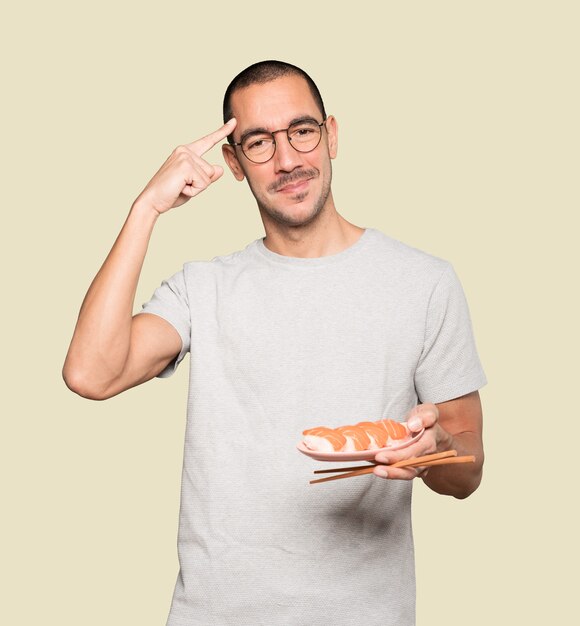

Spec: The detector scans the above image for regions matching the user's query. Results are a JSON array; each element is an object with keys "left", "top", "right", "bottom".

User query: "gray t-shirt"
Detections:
[{"left": 138, "top": 227, "right": 486, "bottom": 626}]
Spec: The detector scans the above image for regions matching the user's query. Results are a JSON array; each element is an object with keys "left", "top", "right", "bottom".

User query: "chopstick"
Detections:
[
  {"left": 313, "top": 450, "right": 457, "bottom": 474},
  {"left": 309, "top": 450, "right": 475, "bottom": 484}
]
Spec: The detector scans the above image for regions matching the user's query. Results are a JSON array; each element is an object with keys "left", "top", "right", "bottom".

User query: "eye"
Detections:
[
  {"left": 248, "top": 139, "right": 265, "bottom": 150},
  {"left": 292, "top": 126, "right": 315, "bottom": 137},
  {"left": 243, "top": 134, "right": 273, "bottom": 153},
  {"left": 289, "top": 122, "right": 320, "bottom": 143}
]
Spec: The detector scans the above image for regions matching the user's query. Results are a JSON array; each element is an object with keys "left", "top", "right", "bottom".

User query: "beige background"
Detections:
[{"left": 2, "top": 1, "right": 578, "bottom": 624}]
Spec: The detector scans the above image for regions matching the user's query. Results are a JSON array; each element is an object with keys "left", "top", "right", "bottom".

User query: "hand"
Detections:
[
  {"left": 372, "top": 403, "right": 453, "bottom": 481},
  {"left": 133, "top": 118, "right": 237, "bottom": 216}
]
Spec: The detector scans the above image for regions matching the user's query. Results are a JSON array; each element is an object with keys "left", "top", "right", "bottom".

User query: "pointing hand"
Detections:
[{"left": 134, "top": 118, "right": 237, "bottom": 216}]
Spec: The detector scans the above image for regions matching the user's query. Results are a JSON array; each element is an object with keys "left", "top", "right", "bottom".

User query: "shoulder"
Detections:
[
  {"left": 180, "top": 237, "right": 260, "bottom": 279},
  {"left": 365, "top": 227, "right": 451, "bottom": 284}
]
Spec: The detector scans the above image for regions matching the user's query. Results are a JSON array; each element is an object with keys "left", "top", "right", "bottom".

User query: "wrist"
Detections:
[{"left": 130, "top": 198, "right": 162, "bottom": 225}]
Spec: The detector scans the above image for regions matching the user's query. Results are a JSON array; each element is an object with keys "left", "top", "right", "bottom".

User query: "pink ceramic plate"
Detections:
[{"left": 296, "top": 429, "right": 425, "bottom": 462}]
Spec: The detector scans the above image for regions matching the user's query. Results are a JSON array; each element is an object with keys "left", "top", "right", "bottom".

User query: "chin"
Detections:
[
  {"left": 265, "top": 202, "right": 322, "bottom": 227},
  {"left": 275, "top": 188, "right": 328, "bottom": 220}
]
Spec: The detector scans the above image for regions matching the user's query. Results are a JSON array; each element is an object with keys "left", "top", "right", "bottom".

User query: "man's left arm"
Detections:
[{"left": 373, "top": 390, "right": 484, "bottom": 499}]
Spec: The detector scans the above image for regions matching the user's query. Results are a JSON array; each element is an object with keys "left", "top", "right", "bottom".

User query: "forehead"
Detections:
[{"left": 230, "top": 75, "right": 321, "bottom": 132}]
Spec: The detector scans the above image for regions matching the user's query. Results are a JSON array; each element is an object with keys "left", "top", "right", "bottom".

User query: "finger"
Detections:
[
  {"left": 179, "top": 166, "right": 213, "bottom": 199},
  {"left": 180, "top": 164, "right": 224, "bottom": 199},
  {"left": 208, "top": 164, "right": 224, "bottom": 181},
  {"left": 374, "top": 451, "right": 391, "bottom": 465},
  {"left": 406, "top": 403, "right": 438, "bottom": 432},
  {"left": 188, "top": 164, "right": 213, "bottom": 189},
  {"left": 372, "top": 465, "right": 418, "bottom": 481},
  {"left": 189, "top": 118, "right": 237, "bottom": 156},
  {"left": 411, "top": 465, "right": 429, "bottom": 477},
  {"left": 190, "top": 151, "right": 223, "bottom": 180},
  {"left": 189, "top": 152, "right": 223, "bottom": 181},
  {"left": 374, "top": 439, "right": 437, "bottom": 465},
  {"left": 374, "top": 450, "right": 417, "bottom": 465}
]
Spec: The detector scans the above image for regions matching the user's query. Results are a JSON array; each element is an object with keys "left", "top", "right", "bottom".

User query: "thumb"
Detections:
[
  {"left": 209, "top": 164, "right": 224, "bottom": 181},
  {"left": 406, "top": 403, "right": 438, "bottom": 432},
  {"left": 179, "top": 164, "right": 224, "bottom": 199}
]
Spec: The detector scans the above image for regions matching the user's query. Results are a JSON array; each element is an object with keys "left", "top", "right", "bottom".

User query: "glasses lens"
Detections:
[
  {"left": 288, "top": 121, "right": 322, "bottom": 152},
  {"left": 241, "top": 133, "right": 275, "bottom": 163}
]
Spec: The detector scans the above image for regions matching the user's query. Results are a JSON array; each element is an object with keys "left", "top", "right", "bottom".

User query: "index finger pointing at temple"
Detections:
[{"left": 189, "top": 118, "right": 237, "bottom": 155}]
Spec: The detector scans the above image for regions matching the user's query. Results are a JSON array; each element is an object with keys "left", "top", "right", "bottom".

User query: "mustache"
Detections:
[{"left": 268, "top": 168, "right": 319, "bottom": 193}]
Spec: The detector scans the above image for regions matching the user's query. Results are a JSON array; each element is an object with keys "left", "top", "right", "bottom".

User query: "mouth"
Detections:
[{"left": 276, "top": 177, "right": 312, "bottom": 194}]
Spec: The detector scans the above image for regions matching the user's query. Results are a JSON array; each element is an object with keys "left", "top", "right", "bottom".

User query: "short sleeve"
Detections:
[
  {"left": 136, "top": 269, "right": 191, "bottom": 378},
  {"left": 414, "top": 263, "right": 487, "bottom": 403}
]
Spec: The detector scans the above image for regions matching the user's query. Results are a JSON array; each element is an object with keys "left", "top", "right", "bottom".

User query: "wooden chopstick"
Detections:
[
  {"left": 313, "top": 450, "right": 457, "bottom": 474},
  {"left": 411, "top": 455, "right": 475, "bottom": 468},
  {"left": 313, "top": 462, "right": 378, "bottom": 474},
  {"left": 309, "top": 451, "right": 475, "bottom": 485},
  {"left": 392, "top": 450, "right": 459, "bottom": 468}
]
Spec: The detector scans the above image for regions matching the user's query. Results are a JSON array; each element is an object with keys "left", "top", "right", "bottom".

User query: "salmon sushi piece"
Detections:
[
  {"left": 303, "top": 427, "right": 347, "bottom": 452},
  {"left": 303, "top": 425, "right": 338, "bottom": 435},
  {"left": 356, "top": 421, "right": 389, "bottom": 448},
  {"left": 335, "top": 425, "right": 371, "bottom": 451},
  {"left": 376, "top": 419, "right": 409, "bottom": 441}
]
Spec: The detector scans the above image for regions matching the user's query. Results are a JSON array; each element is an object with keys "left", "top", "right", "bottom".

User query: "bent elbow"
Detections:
[
  {"left": 454, "top": 488, "right": 474, "bottom": 501},
  {"left": 62, "top": 365, "right": 110, "bottom": 401},
  {"left": 453, "top": 473, "right": 483, "bottom": 500}
]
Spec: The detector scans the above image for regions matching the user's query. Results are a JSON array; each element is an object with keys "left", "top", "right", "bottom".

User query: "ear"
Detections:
[
  {"left": 325, "top": 115, "right": 338, "bottom": 159},
  {"left": 222, "top": 144, "right": 246, "bottom": 181}
]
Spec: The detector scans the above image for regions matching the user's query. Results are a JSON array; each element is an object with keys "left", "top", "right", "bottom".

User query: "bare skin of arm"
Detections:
[
  {"left": 373, "top": 391, "right": 484, "bottom": 499},
  {"left": 62, "top": 119, "right": 237, "bottom": 400}
]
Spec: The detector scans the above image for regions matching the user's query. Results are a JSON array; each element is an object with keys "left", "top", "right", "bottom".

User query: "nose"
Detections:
[{"left": 272, "top": 130, "right": 303, "bottom": 173}]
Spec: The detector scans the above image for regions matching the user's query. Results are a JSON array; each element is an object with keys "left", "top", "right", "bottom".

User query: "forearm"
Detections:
[
  {"left": 62, "top": 201, "right": 159, "bottom": 396},
  {"left": 421, "top": 430, "right": 484, "bottom": 499}
]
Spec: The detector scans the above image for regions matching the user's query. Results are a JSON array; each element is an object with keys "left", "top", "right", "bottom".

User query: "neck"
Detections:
[{"left": 260, "top": 193, "right": 365, "bottom": 258}]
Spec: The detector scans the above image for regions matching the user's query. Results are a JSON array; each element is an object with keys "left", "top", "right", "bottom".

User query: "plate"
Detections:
[{"left": 296, "top": 428, "right": 425, "bottom": 462}]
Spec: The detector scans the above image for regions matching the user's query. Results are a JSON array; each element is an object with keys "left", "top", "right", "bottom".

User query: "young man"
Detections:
[{"left": 63, "top": 60, "right": 486, "bottom": 625}]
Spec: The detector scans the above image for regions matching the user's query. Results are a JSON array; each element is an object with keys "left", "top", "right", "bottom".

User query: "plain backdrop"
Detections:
[{"left": 1, "top": 1, "right": 578, "bottom": 624}]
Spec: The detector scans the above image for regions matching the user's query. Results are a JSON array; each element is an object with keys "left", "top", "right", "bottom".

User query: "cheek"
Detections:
[
  {"left": 247, "top": 168, "right": 272, "bottom": 190},
  {"left": 313, "top": 151, "right": 330, "bottom": 171},
  {"left": 245, "top": 171, "right": 269, "bottom": 197},
  {"left": 316, "top": 156, "right": 332, "bottom": 180}
]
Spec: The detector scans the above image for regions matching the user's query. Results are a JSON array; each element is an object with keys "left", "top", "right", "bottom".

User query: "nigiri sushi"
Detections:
[
  {"left": 355, "top": 422, "right": 389, "bottom": 449},
  {"left": 335, "top": 425, "right": 371, "bottom": 451},
  {"left": 302, "top": 427, "right": 347, "bottom": 453},
  {"left": 376, "top": 418, "right": 408, "bottom": 441},
  {"left": 302, "top": 419, "right": 410, "bottom": 452}
]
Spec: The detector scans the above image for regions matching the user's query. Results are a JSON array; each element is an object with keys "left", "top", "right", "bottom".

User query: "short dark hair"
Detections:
[{"left": 223, "top": 60, "right": 327, "bottom": 143}]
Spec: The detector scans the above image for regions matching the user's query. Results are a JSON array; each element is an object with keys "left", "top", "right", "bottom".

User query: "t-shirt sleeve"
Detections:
[
  {"left": 414, "top": 263, "right": 487, "bottom": 404},
  {"left": 135, "top": 268, "right": 191, "bottom": 378}
]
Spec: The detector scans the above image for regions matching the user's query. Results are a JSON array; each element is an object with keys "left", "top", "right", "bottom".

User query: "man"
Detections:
[{"left": 63, "top": 60, "right": 486, "bottom": 625}]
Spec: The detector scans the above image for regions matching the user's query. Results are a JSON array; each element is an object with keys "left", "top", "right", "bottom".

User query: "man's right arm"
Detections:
[{"left": 62, "top": 118, "right": 237, "bottom": 400}]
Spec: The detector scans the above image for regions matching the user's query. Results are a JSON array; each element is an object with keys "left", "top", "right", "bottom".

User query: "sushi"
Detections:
[
  {"left": 302, "top": 427, "right": 347, "bottom": 453},
  {"left": 302, "top": 419, "right": 410, "bottom": 453}
]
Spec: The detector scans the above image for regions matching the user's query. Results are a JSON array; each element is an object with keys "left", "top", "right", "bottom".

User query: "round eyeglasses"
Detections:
[{"left": 232, "top": 118, "right": 326, "bottom": 164}]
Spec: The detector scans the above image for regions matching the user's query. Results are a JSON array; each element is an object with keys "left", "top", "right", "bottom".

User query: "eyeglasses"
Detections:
[{"left": 232, "top": 118, "right": 326, "bottom": 164}]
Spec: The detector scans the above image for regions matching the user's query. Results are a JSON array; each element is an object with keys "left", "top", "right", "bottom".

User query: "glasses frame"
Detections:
[{"left": 231, "top": 118, "right": 327, "bottom": 164}]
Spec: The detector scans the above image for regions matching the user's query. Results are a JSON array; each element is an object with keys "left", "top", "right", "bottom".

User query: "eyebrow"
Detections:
[{"left": 239, "top": 115, "right": 321, "bottom": 143}]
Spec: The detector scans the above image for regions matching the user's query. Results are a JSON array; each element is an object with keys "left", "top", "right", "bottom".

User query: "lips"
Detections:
[
  {"left": 276, "top": 177, "right": 312, "bottom": 193},
  {"left": 267, "top": 168, "right": 319, "bottom": 194}
]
